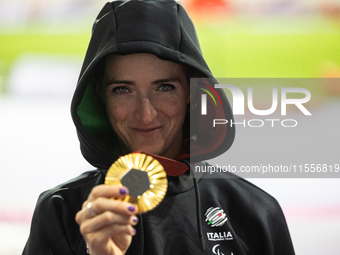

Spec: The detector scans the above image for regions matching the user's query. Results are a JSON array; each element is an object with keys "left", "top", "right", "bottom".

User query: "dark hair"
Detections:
[{"left": 93, "top": 54, "right": 198, "bottom": 89}]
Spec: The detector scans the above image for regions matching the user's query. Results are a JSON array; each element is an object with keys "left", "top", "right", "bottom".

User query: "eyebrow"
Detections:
[
  {"left": 105, "top": 79, "right": 134, "bottom": 86},
  {"left": 105, "top": 78, "right": 182, "bottom": 86},
  {"left": 153, "top": 78, "right": 182, "bottom": 84}
]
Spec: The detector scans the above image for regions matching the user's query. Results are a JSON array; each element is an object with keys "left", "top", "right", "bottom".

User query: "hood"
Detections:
[{"left": 71, "top": 0, "right": 235, "bottom": 171}]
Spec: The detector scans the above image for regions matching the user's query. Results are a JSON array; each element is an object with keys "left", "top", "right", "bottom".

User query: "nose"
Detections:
[{"left": 134, "top": 96, "right": 157, "bottom": 125}]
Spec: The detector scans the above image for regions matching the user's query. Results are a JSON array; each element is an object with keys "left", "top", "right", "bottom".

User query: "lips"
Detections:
[
  {"left": 131, "top": 126, "right": 162, "bottom": 136},
  {"left": 133, "top": 127, "right": 160, "bottom": 132}
]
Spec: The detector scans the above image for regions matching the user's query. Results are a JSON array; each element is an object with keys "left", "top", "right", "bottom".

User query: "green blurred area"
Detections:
[
  {"left": 195, "top": 16, "right": 340, "bottom": 78},
  {"left": 199, "top": 29, "right": 340, "bottom": 78},
  {"left": 0, "top": 15, "right": 340, "bottom": 94}
]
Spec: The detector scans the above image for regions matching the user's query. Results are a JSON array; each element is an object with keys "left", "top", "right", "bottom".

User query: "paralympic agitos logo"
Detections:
[{"left": 198, "top": 82, "right": 312, "bottom": 128}]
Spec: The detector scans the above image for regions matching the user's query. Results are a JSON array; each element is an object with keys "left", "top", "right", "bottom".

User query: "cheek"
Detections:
[
  {"left": 174, "top": 92, "right": 189, "bottom": 116},
  {"left": 105, "top": 101, "right": 129, "bottom": 127},
  {"left": 159, "top": 99, "right": 187, "bottom": 122},
  {"left": 158, "top": 91, "right": 188, "bottom": 116}
]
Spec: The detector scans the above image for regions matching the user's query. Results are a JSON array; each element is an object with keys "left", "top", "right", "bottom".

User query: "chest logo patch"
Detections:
[
  {"left": 205, "top": 207, "right": 228, "bottom": 227},
  {"left": 212, "top": 244, "right": 234, "bottom": 255}
]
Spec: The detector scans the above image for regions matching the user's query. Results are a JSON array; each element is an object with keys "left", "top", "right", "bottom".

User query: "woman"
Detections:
[{"left": 23, "top": 1, "right": 295, "bottom": 255}]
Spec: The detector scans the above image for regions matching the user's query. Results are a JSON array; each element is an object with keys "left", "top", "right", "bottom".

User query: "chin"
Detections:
[
  {"left": 135, "top": 143, "right": 173, "bottom": 157},
  {"left": 136, "top": 147, "right": 163, "bottom": 156}
]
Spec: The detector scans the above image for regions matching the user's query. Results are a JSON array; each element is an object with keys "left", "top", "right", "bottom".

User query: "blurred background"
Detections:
[{"left": 1, "top": 0, "right": 340, "bottom": 254}]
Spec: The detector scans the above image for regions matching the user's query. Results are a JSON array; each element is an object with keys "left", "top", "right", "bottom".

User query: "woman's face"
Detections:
[{"left": 101, "top": 53, "right": 190, "bottom": 160}]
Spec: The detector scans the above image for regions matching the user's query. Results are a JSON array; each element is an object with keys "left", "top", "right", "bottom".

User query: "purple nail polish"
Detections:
[
  {"left": 132, "top": 228, "right": 136, "bottom": 234},
  {"left": 119, "top": 188, "right": 127, "bottom": 195},
  {"left": 128, "top": 206, "right": 136, "bottom": 212},
  {"left": 132, "top": 216, "right": 138, "bottom": 223}
]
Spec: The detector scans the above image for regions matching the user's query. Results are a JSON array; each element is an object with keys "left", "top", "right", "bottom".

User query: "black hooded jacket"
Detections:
[{"left": 23, "top": 1, "right": 295, "bottom": 254}]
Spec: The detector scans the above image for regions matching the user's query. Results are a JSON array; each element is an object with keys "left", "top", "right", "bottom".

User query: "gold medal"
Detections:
[{"left": 105, "top": 152, "right": 168, "bottom": 213}]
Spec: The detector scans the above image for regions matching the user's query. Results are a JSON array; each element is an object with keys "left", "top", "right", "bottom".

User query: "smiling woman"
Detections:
[
  {"left": 22, "top": 1, "right": 295, "bottom": 255},
  {"left": 99, "top": 53, "right": 190, "bottom": 160}
]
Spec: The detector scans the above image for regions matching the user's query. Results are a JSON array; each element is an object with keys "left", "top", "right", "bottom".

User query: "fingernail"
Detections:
[
  {"left": 132, "top": 216, "right": 138, "bottom": 224},
  {"left": 119, "top": 188, "right": 127, "bottom": 195},
  {"left": 128, "top": 206, "right": 136, "bottom": 212},
  {"left": 132, "top": 228, "right": 136, "bottom": 235}
]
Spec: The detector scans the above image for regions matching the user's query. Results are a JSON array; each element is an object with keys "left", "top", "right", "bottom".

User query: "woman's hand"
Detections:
[{"left": 75, "top": 185, "right": 138, "bottom": 255}]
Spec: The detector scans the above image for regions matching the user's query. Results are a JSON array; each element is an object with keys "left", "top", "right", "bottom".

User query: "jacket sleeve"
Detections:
[
  {"left": 208, "top": 176, "right": 296, "bottom": 255},
  {"left": 247, "top": 190, "right": 295, "bottom": 255},
  {"left": 269, "top": 202, "right": 295, "bottom": 255},
  {"left": 22, "top": 190, "right": 86, "bottom": 255},
  {"left": 22, "top": 170, "right": 103, "bottom": 255}
]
